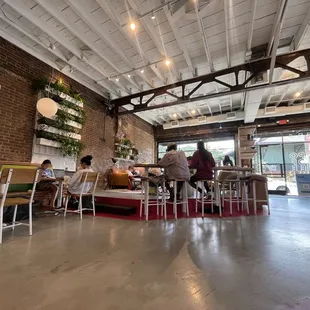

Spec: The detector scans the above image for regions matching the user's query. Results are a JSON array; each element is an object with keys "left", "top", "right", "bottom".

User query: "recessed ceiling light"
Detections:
[
  {"left": 295, "top": 92, "right": 301, "bottom": 97},
  {"left": 191, "top": 110, "right": 196, "bottom": 114},
  {"left": 165, "top": 59, "right": 171, "bottom": 66},
  {"left": 151, "top": 13, "right": 156, "bottom": 20},
  {"left": 127, "top": 74, "right": 131, "bottom": 78},
  {"left": 173, "top": 113, "right": 177, "bottom": 118},
  {"left": 130, "top": 23, "right": 136, "bottom": 31},
  {"left": 140, "top": 69, "right": 144, "bottom": 74},
  {"left": 115, "top": 77, "right": 119, "bottom": 82}
]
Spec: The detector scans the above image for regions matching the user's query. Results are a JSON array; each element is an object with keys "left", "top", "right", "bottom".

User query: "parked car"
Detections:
[{"left": 267, "top": 178, "right": 298, "bottom": 195}]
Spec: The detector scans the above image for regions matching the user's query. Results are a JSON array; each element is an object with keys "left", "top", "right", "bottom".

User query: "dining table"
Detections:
[
  {"left": 40, "top": 176, "right": 65, "bottom": 209},
  {"left": 134, "top": 163, "right": 164, "bottom": 176}
]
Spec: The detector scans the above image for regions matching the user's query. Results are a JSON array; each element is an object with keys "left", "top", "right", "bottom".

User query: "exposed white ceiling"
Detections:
[{"left": 1, "top": 0, "right": 310, "bottom": 125}]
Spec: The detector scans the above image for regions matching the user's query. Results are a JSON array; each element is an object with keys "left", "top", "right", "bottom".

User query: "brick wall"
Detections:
[{"left": 0, "top": 37, "right": 154, "bottom": 182}]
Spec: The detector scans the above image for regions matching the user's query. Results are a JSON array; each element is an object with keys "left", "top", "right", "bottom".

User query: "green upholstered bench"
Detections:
[{"left": 0, "top": 162, "right": 51, "bottom": 206}]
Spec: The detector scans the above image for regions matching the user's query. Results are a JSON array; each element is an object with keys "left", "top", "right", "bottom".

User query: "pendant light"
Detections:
[{"left": 36, "top": 98, "right": 58, "bottom": 118}]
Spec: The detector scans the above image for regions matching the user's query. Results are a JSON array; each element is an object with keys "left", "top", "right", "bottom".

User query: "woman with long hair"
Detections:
[
  {"left": 189, "top": 141, "right": 215, "bottom": 194},
  {"left": 223, "top": 155, "right": 234, "bottom": 166}
]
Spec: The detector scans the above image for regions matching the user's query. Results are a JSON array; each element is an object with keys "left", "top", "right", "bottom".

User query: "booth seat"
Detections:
[{"left": 108, "top": 167, "right": 146, "bottom": 189}]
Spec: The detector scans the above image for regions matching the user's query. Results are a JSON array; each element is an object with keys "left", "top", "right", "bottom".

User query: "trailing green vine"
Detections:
[
  {"left": 38, "top": 117, "right": 80, "bottom": 134},
  {"left": 56, "top": 109, "right": 85, "bottom": 126},
  {"left": 32, "top": 78, "right": 84, "bottom": 101},
  {"left": 50, "top": 94, "right": 86, "bottom": 124},
  {"left": 32, "top": 77, "right": 87, "bottom": 157},
  {"left": 36, "top": 130, "right": 84, "bottom": 157}
]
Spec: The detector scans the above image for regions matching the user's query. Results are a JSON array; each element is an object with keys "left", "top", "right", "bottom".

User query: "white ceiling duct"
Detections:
[
  {"left": 162, "top": 105, "right": 310, "bottom": 129},
  {"left": 226, "top": 112, "right": 237, "bottom": 119},
  {"left": 303, "top": 102, "right": 310, "bottom": 111},
  {"left": 265, "top": 106, "right": 277, "bottom": 115}
]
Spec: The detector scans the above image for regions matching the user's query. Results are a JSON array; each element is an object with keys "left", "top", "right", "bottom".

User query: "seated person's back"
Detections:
[
  {"left": 158, "top": 143, "right": 190, "bottom": 181},
  {"left": 68, "top": 155, "right": 94, "bottom": 194}
]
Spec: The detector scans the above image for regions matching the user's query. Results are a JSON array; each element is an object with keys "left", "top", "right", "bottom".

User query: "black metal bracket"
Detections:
[{"left": 111, "top": 49, "right": 310, "bottom": 116}]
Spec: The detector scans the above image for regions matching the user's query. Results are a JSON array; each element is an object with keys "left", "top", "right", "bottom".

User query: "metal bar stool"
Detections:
[
  {"left": 194, "top": 180, "right": 214, "bottom": 218},
  {"left": 220, "top": 176, "right": 249, "bottom": 216},
  {"left": 140, "top": 177, "right": 166, "bottom": 221},
  {"left": 166, "top": 179, "right": 189, "bottom": 220}
]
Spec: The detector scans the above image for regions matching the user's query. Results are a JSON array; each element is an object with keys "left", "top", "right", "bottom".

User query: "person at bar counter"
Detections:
[
  {"left": 223, "top": 155, "right": 234, "bottom": 166},
  {"left": 68, "top": 155, "right": 94, "bottom": 195},
  {"left": 38, "top": 159, "right": 59, "bottom": 209},
  {"left": 158, "top": 142, "right": 190, "bottom": 201},
  {"left": 189, "top": 141, "right": 216, "bottom": 195}
]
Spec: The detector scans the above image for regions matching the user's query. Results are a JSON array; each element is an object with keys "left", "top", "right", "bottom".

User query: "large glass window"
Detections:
[
  {"left": 254, "top": 130, "right": 310, "bottom": 196},
  {"left": 205, "top": 140, "right": 235, "bottom": 165},
  {"left": 157, "top": 139, "right": 235, "bottom": 164}
]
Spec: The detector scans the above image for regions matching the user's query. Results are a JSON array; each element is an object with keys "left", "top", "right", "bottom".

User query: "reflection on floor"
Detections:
[
  {"left": 96, "top": 189, "right": 142, "bottom": 200},
  {"left": 95, "top": 189, "right": 266, "bottom": 220},
  {"left": 0, "top": 196, "right": 309, "bottom": 310}
]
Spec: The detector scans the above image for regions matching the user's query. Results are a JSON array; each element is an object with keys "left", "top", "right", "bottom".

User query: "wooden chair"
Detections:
[
  {"left": 64, "top": 172, "right": 100, "bottom": 219},
  {"left": 0, "top": 168, "right": 41, "bottom": 244}
]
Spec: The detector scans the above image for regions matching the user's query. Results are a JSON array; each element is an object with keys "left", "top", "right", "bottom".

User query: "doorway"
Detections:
[{"left": 254, "top": 131, "right": 310, "bottom": 196}]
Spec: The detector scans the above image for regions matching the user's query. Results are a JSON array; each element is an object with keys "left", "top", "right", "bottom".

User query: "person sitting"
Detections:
[
  {"left": 127, "top": 166, "right": 139, "bottom": 190},
  {"left": 158, "top": 142, "right": 190, "bottom": 201},
  {"left": 68, "top": 155, "right": 94, "bottom": 195},
  {"left": 189, "top": 141, "right": 216, "bottom": 195},
  {"left": 128, "top": 166, "right": 140, "bottom": 177},
  {"left": 223, "top": 155, "right": 234, "bottom": 166},
  {"left": 38, "top": 159, "right": 58, "bottom": 209}
]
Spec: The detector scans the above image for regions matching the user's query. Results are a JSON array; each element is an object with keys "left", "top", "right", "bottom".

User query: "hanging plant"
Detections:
[
  {"left": 32, "top": 78, "right": 85, "bottom": 104},
  {"left": 32, "top": 78, "right": 49, "bottom": 92},
  {"left": 121, "top": 138, "right": 132, "bottom": 147},
  {"left": 37, "top": 117, "right": 80, "bottom": 134},
  {"left": 33, "top": 77, "right": 87, "bottom": 158},
  {"left": 36, "top": 130, "right": 84, "bottom": 157},
  {"left": 56, "top": 109, "right": 86, "bottom": 126}
]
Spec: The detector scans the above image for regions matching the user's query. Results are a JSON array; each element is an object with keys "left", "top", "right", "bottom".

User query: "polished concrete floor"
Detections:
[{"left": 0, "top": 196, "right": 310, "bottom": 310}]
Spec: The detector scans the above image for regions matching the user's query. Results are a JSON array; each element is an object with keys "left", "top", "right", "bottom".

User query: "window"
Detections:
[
  {"left": 206, "top": 140, "right": 235, "bottom": 165},
  {"left": 254, "top": 130, "right": 310, "bottom": 196},
  {"left": 157, "top": 139, "right": 235, "bottom": 164}
]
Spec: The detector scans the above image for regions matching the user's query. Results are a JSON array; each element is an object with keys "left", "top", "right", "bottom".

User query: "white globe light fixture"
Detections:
[{"left": 36, "top": 98, "right": 58, "bottom": 118}]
